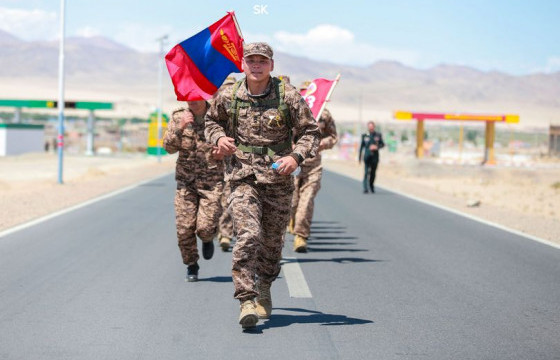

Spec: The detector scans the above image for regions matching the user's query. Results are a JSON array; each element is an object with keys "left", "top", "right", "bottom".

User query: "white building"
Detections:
[{"left": 0, "top": 124, "right": 45, "bottom": 156}]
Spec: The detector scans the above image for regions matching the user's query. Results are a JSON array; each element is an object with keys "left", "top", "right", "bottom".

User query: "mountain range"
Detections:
[{"left": 0, "top": 29, "right": 558, "bottom": 128}]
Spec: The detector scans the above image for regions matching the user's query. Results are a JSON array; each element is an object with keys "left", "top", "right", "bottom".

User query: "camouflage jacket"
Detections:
[
  {"left": 301, "top": 108, "right": 338, "bottom": 169},
  {"left": 163, "top": 105, "right": 224, "bottom": 187},
  {"left": 205, "top": 77, "right": 320, "bottom": 184}
]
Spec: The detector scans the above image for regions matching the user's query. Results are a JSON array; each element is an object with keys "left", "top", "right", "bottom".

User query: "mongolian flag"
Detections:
[
  {"left": 301, "top": 75, "right": 340, "bottom": 119},
  {"left": 165, "top": 12, "right": 244, "bottom": 101}
]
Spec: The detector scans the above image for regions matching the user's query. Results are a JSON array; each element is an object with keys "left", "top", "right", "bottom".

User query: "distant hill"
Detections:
[
  {"left": 0, "top": 29, "right": 558, "bottom": 128},
  {"left": 0, "top": 30, "right": 158, "bottom": 83},
  {"left": 0, "top": 30, "right": 21, "bottom": 45}
]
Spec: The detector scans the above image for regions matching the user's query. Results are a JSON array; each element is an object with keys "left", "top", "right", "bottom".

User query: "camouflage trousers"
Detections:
[
  {"left": 291, "top": 164, "right": 323, "bottom": 239},
  {"left": 218, "top": 182, "right": 234, "bottom": 239},
  {"left": 229, "top": 176, "right": 294, "bottom": 302},
  {"left": 174, "top": 181, "right": 223, "bottom": 265}
]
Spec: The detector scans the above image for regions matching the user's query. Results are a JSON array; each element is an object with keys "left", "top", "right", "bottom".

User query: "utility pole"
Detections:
[
  {"left": 57, "top": 0, "right": 66, "bottom": 184},
  {"left": 156, "top": 35, "right": 168, "bottom": 163},
  {"left": 354, "top": 88, "right": 363, "bottom": 156}
]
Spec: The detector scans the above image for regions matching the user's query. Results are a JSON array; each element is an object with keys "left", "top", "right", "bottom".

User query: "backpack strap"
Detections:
[
  {"left": 229, "top": 79, "right": 245, "bottom": 142},
  {"left": 274, "top": 77, "right": 292, "bottom": 129}
]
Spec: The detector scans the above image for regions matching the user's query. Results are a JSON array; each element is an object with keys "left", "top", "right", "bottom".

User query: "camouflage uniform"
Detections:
[
  {"left": 292, "top": 108, "right": 338, "bottom": 239},
  {"left": 217, "top": 76, "right": 237, "bottom": 242},
  {"left": 277, "top": 75, "right": 291, "bottom": 84},
  {"left": 218, "top": 181, "right": 234, "bottom": 239},
  {"left": 205, "top": 75, "right": 319, "bottom": 301},
  {"left": 163, "top": 104, "right": 224, "bottom": 266}
]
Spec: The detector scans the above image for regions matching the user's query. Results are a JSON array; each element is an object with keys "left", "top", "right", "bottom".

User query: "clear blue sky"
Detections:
[{"left": 1, "top": 0, "right": 559, "bottom": 75}]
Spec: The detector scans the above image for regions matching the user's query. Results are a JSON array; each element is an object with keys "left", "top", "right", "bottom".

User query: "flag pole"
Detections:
[
  {"left": 230, "top": 11, "right": 244, "bottom": 41},
  {"left": 316, "top": 73, "right": 341, "bottom": 120},
  {"left": 156, "top": 34, "right": 168, "bottom": 163},
  {"left": 57, "top": 0, "right": 66, "bottom": 184},
  {"left": 229, "top": 11, "right": 244, "bottom": 80}
]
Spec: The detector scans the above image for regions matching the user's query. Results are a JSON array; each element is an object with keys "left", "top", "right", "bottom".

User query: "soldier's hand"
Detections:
[
  {"left": 318, "top": 140, "right": 327, "bottom": 152},
  {"left": 178, "top": 110, "right": 194, "bottom": 129},
  {"left": 275, "top": 156, "right": 298, "bottom": 175},
  {"left": 369, "top": 144, "right": 378, "bottom": 151},
  {"left": 211, "top": 146, "right": 225, "bottom": 160},
  {"left": 217, "top": 136, "right": 237, "bottom": 156}
]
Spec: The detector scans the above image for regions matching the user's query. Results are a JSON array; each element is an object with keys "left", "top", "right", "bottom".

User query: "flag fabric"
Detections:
[
  {"left": 301, "top": 78, "right": 338, "bottom": 119},
  {"left": 165, "top": 12, "right": 244, "bottom": 101}
]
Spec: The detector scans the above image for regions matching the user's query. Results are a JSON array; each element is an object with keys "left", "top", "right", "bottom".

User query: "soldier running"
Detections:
[
  {"left": 290, "top": 80, "right": 338, "bottom": 252},
  {"left": 216, "top": 76, "right": 237, "bottom": 252},
  {"left": 205, "top": 42, "right": 319, "bottom": 329},
  {"left": 163, "top": 100, "right": 224, "bottom": 282}
]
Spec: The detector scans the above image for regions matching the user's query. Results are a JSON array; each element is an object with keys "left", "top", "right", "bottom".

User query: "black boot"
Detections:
[
  {"left": 202, "top": 240, "right": 214, "bottom": 260},
  {"left": 186, "top": 263, "right": 199, "bottom": 282}
]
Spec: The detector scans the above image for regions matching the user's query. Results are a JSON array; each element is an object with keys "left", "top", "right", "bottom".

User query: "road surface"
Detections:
[{"left": 1, "top": 171, "right": 559, "bottom": 359}]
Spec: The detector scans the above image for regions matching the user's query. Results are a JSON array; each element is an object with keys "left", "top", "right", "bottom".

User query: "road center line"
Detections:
[{"left": 281, "top": 257, "right": 312, "bottom": 298}]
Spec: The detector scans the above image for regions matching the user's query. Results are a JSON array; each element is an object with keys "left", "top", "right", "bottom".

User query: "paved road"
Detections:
[{"left": 1, "top": 171, "right": 559, "bottom": 359}]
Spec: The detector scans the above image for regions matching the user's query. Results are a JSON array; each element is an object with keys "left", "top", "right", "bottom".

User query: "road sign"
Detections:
[
  {"left": 0, "top": 99, "right": 113, "bottom": 110},
  {"left": 147, "top": 112, "right": 169, "bottom": 155}
]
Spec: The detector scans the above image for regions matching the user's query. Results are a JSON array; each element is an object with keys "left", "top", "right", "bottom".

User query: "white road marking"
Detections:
[
  {"left": 331, "top": 170, "right": 560, "bottom": 250},
  {"left": 281, "top": 257, "right": 312, "bottom": 298},
  {"left": 380, "top": 184, "right": 560, "bottom": 250},
  {"left": 0, "top": 172, "right": 173, "bottom": 239}
]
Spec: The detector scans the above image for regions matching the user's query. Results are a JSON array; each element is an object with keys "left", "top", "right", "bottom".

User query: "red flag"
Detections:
[
  {"left": 301, "top": 77, "right": 338, "bottom": 119},
  {"left": 165, "top": 12, "right": 244, "bottom": 101}
]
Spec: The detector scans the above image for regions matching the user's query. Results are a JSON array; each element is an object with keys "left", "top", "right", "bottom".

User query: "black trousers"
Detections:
[{"left": 362, "top": 156, "right": 379, "bottom": 191}]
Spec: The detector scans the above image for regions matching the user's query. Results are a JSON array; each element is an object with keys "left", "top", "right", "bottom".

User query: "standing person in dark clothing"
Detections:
[{"left": 359, "top": 121, "right": 384, "bottom": 193}]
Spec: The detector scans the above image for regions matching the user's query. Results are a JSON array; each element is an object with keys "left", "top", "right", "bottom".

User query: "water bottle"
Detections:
[{"left": 271, "top": 161, "right": 301, "bottom": 176}]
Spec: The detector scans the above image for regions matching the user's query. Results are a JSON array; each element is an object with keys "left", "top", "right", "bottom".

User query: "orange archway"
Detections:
[{"left": 394, "top": 111, "right": 519, "bottom": 164}]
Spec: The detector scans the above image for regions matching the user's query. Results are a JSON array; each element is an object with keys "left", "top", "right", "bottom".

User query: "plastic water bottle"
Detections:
[{"left": 271, "top": 161, "right": 301, "bottom": 176}]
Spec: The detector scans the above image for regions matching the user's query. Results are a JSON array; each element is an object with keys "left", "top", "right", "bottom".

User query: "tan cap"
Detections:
[
  {"left": 277, "top": 75, "right": 291, "bottom": 84},
  {"left": 299, "top": 80, "right": 311, "bottom": 91},
  {"left": 222, "top": 75, "right": 236, "bottom": 86},
  {"left": 244, "top": 42, "right": 273, "bottom": 59}
]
